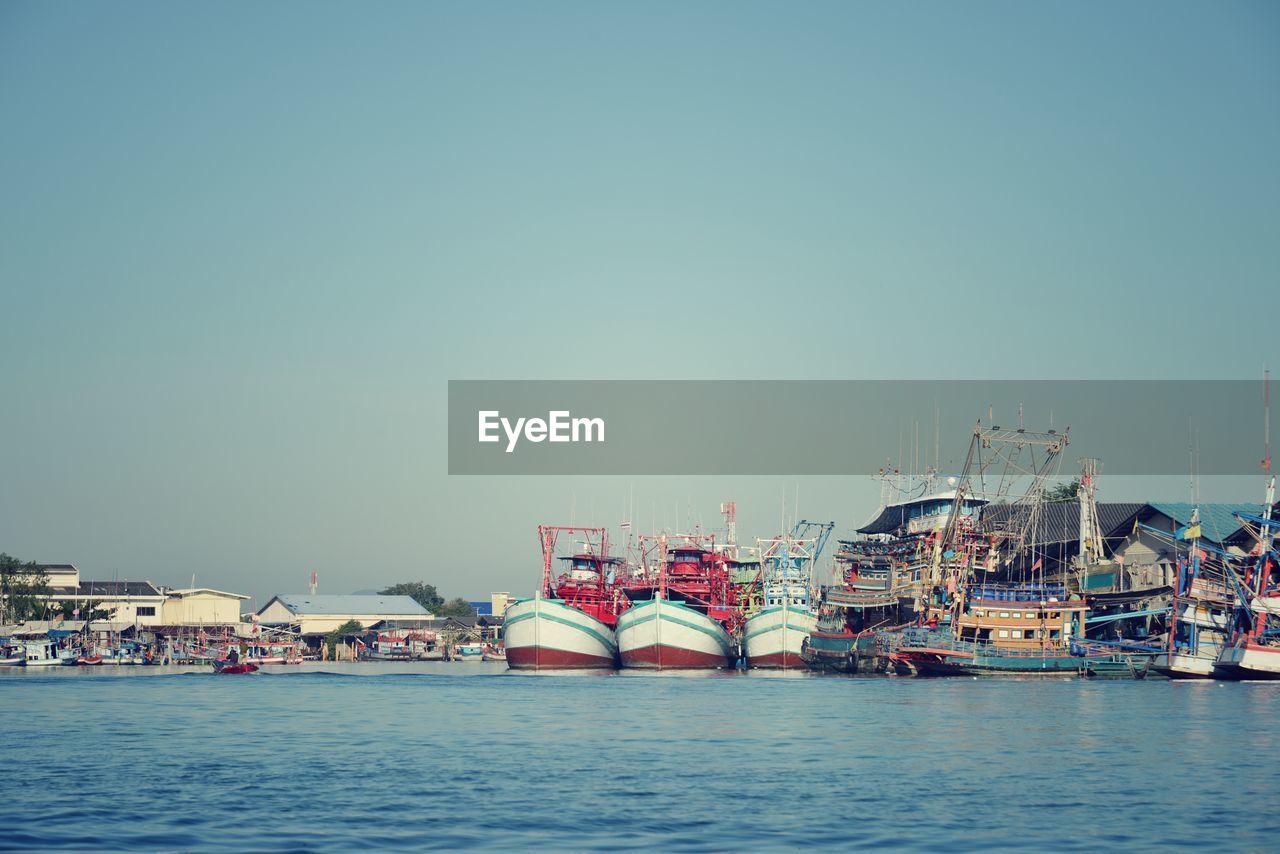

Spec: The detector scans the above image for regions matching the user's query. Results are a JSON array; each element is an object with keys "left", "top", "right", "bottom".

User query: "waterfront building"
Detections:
[
  {"left": 255, "top": 593, "right": 432, "bottom": 635},
  {"left": 160, "top": 588, "right": 250, "bottom": 625}
]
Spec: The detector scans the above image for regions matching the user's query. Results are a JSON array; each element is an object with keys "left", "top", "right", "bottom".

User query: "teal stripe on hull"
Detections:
[
  {"left": 618, "top": 600, "right": 733, "bottom": 657},
  {"left": 503, "top": 601, "right": 616, "bottom": 651}
]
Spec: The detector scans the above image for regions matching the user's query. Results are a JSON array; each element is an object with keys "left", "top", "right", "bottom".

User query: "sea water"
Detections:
[{"left": 1, "top": 663, "right": 1276, "bottom": 851}]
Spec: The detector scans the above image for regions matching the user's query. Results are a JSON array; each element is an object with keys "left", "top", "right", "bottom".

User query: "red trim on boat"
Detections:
[
  {"left": 506, "top": 647, "right": 614, "bottom": 669},
  {"left": 747, "top": 651, "right": 804, "bottom": 669},
  {"left": 621, "top": 644, "right": 732, "bottom": 669}
]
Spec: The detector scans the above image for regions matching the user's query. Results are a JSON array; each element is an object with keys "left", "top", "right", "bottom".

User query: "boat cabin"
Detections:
[{"left": 953, "top": 584, "right": 1087, "bottom": 650}]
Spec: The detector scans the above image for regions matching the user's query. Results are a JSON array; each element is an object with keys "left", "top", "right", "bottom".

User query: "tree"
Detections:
[
  {"left": 434, "top": 597, "right": 477, "bottom": 619},
  {"left": 378, "top": 581, "right": 443, "bottom": 611},
  {"left": 0, "top": 554, "right": 51, "bottom": 624},
  {"left": 1045, "top": 479, "right": 1081, "bottom": 502},
  {"left": 324, "top": 619, "right": 366, "bottom": 659}
]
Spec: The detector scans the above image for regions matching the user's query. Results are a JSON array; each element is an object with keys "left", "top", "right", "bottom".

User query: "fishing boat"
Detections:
[
  {"left": 454, "top": 642, "right": 485, "bottom": 660},
  {"left": 887, "top": 423, "right": 1140, "bottom": 677},
  {"left": 744, "top": 527, "right": 830, "bottom": 669},
  {"left": 891, "top": 583, "right": 1092, "bottom": 675},
  {"left": 20, "top": 638, "right": 63, "bottom": 667},
  {"left": 804, "top": 471, "right": 981, "bottom": 673},
  {"left": 0, "top": 641, "right": 23, "bottom": 666},
  {"left": 1212, "top": 495, "right": 1280, "bottom": 680},
  {"left": 504, "top": 526, "right": 627, "bottom": 669},
  {"left": 481, "top": 643, "right": 506, "bottom": 662},
  {"left": 1152, "top": 539, "right": 1233, "bottom": 679},
  {"left": 616, "top": 537, "right": 740, "bottom": 669}
]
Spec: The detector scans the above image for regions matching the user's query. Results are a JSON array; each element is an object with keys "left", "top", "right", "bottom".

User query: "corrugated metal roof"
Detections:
[
  {"left": 1145, "top": 502, "right": 1262, "bottom": 544},
  {"left": 270, "top": 594, "right": 431, "bottom": 617},
  {"left": 77, "top": 581, "right": 163, "bottom": 597},
  {"left": 979, "top": 502, "right": 1146, "bottom": 545}
]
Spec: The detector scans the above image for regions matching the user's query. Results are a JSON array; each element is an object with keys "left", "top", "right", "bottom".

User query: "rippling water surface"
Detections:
[{"left": 1, "top": 663, "right": 1276, "bottom": 851}]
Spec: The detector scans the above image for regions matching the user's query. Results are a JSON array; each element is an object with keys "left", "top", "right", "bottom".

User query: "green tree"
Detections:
[
  {"left": 434, "top": 597, "right": 477, "bottom": 619},
  {"left": 1045, "top": 479, "right": 1081, "bottom": 502},
  {"left": 324, "top": 619, "right": 366, "bottom": 658},
  {"left": 0, "top": 554, "right": 51, "bottom": 623},
  {"left": 378, "top": 581, "right": 443, "bottom": 611}
]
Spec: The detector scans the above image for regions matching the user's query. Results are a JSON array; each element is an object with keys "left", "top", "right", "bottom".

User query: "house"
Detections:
[
  {"left": 161, "top": 588, "right": 250, "bottom": 625},
  {"left": 976, "top": 501, "right": 1147, "bottom": 581},
  {"left": 1110, "top": 502, "right": 1261, "bottom": 591},
  {"left": 255, "top": 593, "right": 432, "bottom": 635}
]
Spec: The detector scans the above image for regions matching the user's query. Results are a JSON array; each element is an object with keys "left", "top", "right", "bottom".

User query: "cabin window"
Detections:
[
  {"left": 1049, "top": 630, "right": 1060, "bottom": 639},
  {"left": 998, "top": 629, "right": 1010, "bottom": 638},
  {"left": 1010, "top": 630, "right": 1022, "bottom": 639},
  {"left": 1010, "top": 612, "right": 1022, "bottom": 619},
  {"left": 1025, "top": 630, "right": 1036, "bottom": 639},
  {"left": 999, "top": 611, "right": 1010, "bottom": 618},
  {"left": 136, "top": 606, "right": 156, "bottom": 617},
  {"left": 977, "top": 628, "right": 991, "bottom": 640}
]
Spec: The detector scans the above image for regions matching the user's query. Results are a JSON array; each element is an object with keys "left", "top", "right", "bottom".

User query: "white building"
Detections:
[{"left": 255, "top": 593, "right": 432, "bottom": 635}]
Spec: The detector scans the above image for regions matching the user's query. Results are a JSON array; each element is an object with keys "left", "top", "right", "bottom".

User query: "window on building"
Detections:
[
  {"left": 1010, "top": 630, "right": 1022, "bottom": 639},
  {"left": 998, "top": 629, "right": 1010, "bottom": 638},
  {"left": 136, "top": 606, "right": 156, "bottom": 617}
]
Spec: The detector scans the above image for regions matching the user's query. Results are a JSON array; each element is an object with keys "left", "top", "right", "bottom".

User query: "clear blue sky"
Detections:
[{"left": 1, "top": 2, "right": 1277, "bottom": 606}]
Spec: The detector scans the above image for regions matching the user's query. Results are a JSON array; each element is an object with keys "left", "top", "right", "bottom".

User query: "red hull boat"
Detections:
[{"left": 213, "top": 662, "right": 260, "bottom": 675}]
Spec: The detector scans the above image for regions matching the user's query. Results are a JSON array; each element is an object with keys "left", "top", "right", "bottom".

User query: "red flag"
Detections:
[{"left": 1031, "top": 557, "right": 1043, "bottom": 572}]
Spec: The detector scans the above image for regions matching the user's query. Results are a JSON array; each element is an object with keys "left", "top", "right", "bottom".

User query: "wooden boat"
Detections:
[
  {"left": 20, "top": 639, "right": 63, "bottom": 667},
  {"left": 454, "top": 642, "right": 485, "bottom": 660},
  {"left": 76, "top": 655, "right": 104, "bottom": 666},
  {"left": 892, "top": 584, "right": 1093, "bottom": 676}
]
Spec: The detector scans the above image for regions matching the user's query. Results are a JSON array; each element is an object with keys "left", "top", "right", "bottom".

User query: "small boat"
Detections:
[
  {"left": 213, "top": 661, "right": 260, "bottom": 675},
  {"left": 454, "top": 642, "right": 485, "bottom": 660},
  {"left": 481, "top": 644, "right": 506, "bottom": 661},
  {"left": 76, "top": 655, "right": 104, "bottom": 666},
  {"left": 21, "top": 639, "right": 63, "bottom": 667}
]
